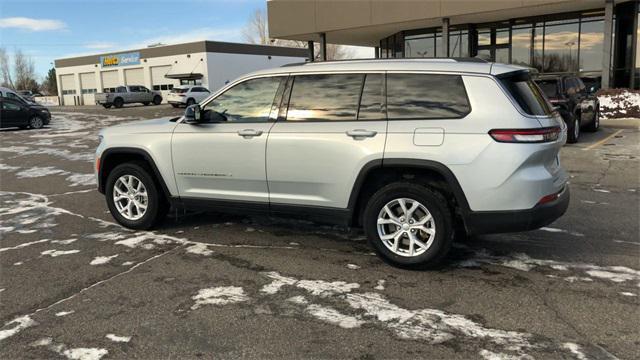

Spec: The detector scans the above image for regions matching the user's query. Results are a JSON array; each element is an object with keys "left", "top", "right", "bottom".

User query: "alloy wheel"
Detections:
[
  {"left": 113, "top": 175, "right": 148, "bottom": 220},
  {"left": 30, "top": 116, "right": 43, "bottom": 129},
  {"left": 376, "top": 198, "right": 436, "bottom": 257}
]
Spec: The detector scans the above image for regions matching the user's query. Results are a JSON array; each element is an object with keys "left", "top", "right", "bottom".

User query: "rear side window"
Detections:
[
  {"left": 287, "top": 74, "right": 362, "bottom": 121},
  {"left": 500, "top": 72, "right": 552, "bottom": 116},
  {"left": 358, "top": 74, "right": 384, "bottom": 120},
  {"left": 386, "top": 74, "right": 470, "bottom": 119}
]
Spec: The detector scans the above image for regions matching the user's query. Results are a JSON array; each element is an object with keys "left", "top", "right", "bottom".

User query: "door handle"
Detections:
[
  {"left": 346, "top": 129, "right": 377, "bottom": 139},
  {"left": 237, "top": 129, "right": 263, "bottom": 138}
]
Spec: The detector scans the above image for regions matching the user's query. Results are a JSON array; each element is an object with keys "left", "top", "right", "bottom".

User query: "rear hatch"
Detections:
[
  {"left": 495, "top": 71, "right": 567, "bottom": 188},
  {"left": 167, "top": 88, "right": 188, "bottom": 101}
]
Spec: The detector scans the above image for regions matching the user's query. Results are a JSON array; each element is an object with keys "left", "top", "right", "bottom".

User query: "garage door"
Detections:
[
  {"left": 124, "top": 68, "right": 144, "bottom": 86},
  {"left": 101, "top": 70, "right": 119, "bottom": 92},
  {"left": 60, "top": 74, "right": 76, "bottom": 106},
  {"left": 79, "top": 72, "right": 97, "bottom": 105},
  {"left": 151, "top": 66, "right": 174, "bottom": 103}
]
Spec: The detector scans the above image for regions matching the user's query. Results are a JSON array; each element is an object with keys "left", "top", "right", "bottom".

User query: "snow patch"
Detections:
[
  {"left": 562, "top": 342, "right": 588, "bottom": 360},
  {"left": 191, "top": 286, "right": 249, "bottom": 309},
  {"left": 55, "top": 311, "right": 75, "bottom": 317},
  {"left": 41, "top": 249, "right": 80, "bottom": 257},
  {"left": 105, "top": 334, "right": 131, "bottom": 342},
  {"left": 62, "top": 348, "right": 108, "bottom": 360},
  {"left": 0, "top": 315, "right": 36, "bottom": 341},
  {"left": 66, "top": 174, "right": 96, "bottom": 187},
  {"left": 346, "top": 263, "right": 360, "bottom": 270},
  {"left": 0, "top": 239, "right": 50, "bottom": 252},
  {"left": 51, "top": 238, "right": 78, "bottom": 245},
  {"left": 305, "top": 304, "right": 365, "bottom": 329},
  {"left": 620, "top": 292, "right": 637, "bottom": 297},
  {"left": 16, "top": 166, "right": 66, "bottom": 178},
  {"left": 185, "top": 243, "right": 213, "bottom": 256},
  {"left": 89, "top": 254, "right": 118, "bottom": 265},
  {"left": 374, "top": 280, "right": 386, "bottom": 291}
]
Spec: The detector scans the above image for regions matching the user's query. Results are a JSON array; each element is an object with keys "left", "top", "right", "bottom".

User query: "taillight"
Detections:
[
  {"left": 537, "top": 188, "right": 563, "bottom": 205},
  {"left": 489, "top": 126, "right": 561, "bottom": 143},
  {"left": 95, "top": 157, "right": 100, "bottom": 173}
]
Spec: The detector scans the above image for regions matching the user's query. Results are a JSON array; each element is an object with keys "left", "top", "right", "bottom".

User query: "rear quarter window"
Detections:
[
  {"left": 500, "top": 72, "right": 552, "bottom": 116},
  {"left": 386, "top": 74, "right": 470, "bottom": 120}
]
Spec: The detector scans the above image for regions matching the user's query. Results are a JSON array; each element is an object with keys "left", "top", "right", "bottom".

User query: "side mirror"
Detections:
[{"left": 184, "top": 104, "right": 201, "bottom": 124}]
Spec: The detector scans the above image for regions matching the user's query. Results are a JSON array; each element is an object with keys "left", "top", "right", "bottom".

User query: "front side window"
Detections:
[
  {"left": 286, "top": 74, "right": 362, "bottom": 122},
  {"left": 202, "top": 76, "right": 282, "bottom": 123},
  {"left": 536, "top": 79, "right": 559, "bottom": 98},
  {"left": 2, "top": 101, "right": 21, "bottom": 110},
  {"left": 500, "top": 72, "right": 552, "bottom": 116},
  {"left": 386, "top": 74, "right": 471, "bottom": 119},
  {"left": 358, "top": 74, "right": 384, "bottom": 120}
]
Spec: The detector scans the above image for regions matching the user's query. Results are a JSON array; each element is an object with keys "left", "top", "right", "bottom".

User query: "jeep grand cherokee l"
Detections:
[{"left": 95, "top": 59, "right": 569, "bottom": 268}]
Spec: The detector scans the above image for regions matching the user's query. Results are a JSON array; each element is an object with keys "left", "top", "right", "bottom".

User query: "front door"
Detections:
[
  {"left": 171, "top": 76, "right": 285, "bottom": 203},
  {"left": 266, "top": 73, "right": 387, "bottom": 209},
  {"left": 0, "top": 99, "right": 27, "bottom": 127}
]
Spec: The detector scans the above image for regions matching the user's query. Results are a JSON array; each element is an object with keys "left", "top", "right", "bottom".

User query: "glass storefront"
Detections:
[{"left": 378, "top": 6, "right": 638, "bottom": 88}]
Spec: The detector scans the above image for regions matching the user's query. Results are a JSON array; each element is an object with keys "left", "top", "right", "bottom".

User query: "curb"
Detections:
[{"left": 601, "top": 118, "right": 640, "bottom": 129}]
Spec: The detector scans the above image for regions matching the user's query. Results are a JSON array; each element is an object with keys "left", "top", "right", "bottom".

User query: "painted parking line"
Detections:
[{"left": 583, "top": 129, "right": 624, "bottom": 151}]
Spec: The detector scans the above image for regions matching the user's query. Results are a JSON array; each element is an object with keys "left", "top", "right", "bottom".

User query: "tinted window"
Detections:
[
  {"left": 287, "top": 74, "right": 362, "bottom": 121},
  {"left": 386, "top": 74, "right": 470, "bottom": 119},
  {"left": 536, "top": 79, "right": 559, "bottom": 98},
  {"left": 171, "top": 88, "right": 188, "bottom": 94},
  {"left": 500, "top": 72, "right": 552, "bottom": 116},
  {"left": 2, "top": 101, "right": 21, "bottom": 110},
  {"left": 358, "top": 74, "right": 384, "bottom": 120},
  {"left": 116, "top": 86, "right": 126, "bottom": 93},
  {"left": 203, "top": 76, "right": 282, "bottom": 123}
]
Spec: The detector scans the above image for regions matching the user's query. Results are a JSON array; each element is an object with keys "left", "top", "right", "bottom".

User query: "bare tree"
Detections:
[
  {"left": 0, "top": 47, "right": 14, "bottom": 88},
  {"left": 14, "top": 50, "right": 38, "bottom": 91},
  {"left": 242, "top": 8, "right": 353, "bottom": 60}
]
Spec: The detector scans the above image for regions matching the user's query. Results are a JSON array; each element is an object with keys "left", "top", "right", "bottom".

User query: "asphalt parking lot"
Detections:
[{"left": 0, "top": 104, "right": 638, "bottom": 360}]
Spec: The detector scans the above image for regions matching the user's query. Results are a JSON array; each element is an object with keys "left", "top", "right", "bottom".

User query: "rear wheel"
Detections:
[
  {"left": 29, "top": 116, "right": 44, "bottom": 129},
  {"left": 153, "top": 96, "right": 162, "bottom": 105},
  {"left": 142, "top": 102, "right": 150, "bottom": 106},
  {"left": 103, "top": 104, "right": 112, "bottom": 109},
  {"left": 567, "top": 114, "right": 580, "bottom": 143},
  {"left": 113, "top": 98, "right": 124, "bottom": 109},
  {"left": 363, "top": 182, "right": 453, "bottom": 269},
  {"left": 105, "top": 162, "right": 168, "bottom": 230}
]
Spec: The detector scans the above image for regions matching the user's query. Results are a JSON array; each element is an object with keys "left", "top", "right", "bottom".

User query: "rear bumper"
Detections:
[{"left": 464, "top": 185, "right": 570, "bottom": 235}]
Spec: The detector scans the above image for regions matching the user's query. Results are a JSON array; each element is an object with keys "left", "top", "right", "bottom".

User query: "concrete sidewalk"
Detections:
[{"left": 602, "top": 118, "right": 640, "bottom": 129}]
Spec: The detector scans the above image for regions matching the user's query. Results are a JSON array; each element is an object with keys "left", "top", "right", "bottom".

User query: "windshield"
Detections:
[
  {"left": 500, "top": 72, "right": 552, "bottom": 116},
  {"left": 171, "top": 88, "right": 189, "bottom": 94}
]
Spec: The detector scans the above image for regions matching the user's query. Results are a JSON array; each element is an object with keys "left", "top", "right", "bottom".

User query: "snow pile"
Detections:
[
  {"left": 191, "top": 286, "right": 249, "bottom": 309},
  {"left": 598, "top": 89, "right": 640, "bottom": 119}
]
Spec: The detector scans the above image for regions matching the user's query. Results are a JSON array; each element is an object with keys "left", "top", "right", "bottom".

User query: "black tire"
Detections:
[
  {"left": 105, "top": 162, "right": 168, "bottom": 230},
  {"left": 142, "top": 102, "right": 150, "bottom": 106},
  {"left": 171, "top": 103, "right": 179, "bottom": 108},
  {"left": 113, "top": 98, "right": 124, "bottom": 109},
  {"left": 363, "top": 182, "right": 453, "bottom": 269},
  {"left": 186, "top": 98, "right": 196, "bottom": 107},
  {"left": 29, "top": 116, "right": 44, "bottom": 129},
  {"left": 567, "top": 113, "right": 580, "bottom": 143},
  {"left": 103, "top": 104, "right": 112, "bottom": 109},
  {"left": 584, "top": 108, "right": 600, "bottom": 132},
  {"left": 153, "top": 96, "right": 162, "bottom": 105}
]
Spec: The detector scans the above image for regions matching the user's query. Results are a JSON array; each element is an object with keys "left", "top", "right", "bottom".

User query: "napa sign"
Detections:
[{"left": 100, "top": 52, "right": 140, "bottom": 68}]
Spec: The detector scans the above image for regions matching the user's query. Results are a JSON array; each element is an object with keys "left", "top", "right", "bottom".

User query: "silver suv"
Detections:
[{"left": 96, "top": 59, "right": 570, "bottom": 268}]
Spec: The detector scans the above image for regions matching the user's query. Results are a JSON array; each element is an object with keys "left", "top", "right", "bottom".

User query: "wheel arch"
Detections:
[
  {"left": 348, "top": 158, "right": 471, "bottom": 227},
  {"left": 98, "top": 147, "right": 172, "bottom": 201}
]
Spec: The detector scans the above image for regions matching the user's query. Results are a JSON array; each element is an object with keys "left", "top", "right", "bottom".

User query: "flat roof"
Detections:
[
  {"left": 242, "top": 58, "right": 527, "bottom": 78},
  {"left": 55, "top": 40, "right": 308, "bottom": 68}
]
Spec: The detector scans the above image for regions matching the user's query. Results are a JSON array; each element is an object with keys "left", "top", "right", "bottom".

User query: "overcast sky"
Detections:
[{"left": 0, "top": 0, "right": 373, "bottom": 79}]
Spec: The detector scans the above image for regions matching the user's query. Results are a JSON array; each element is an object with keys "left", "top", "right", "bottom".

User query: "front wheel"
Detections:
[
  {"left": 567, "top": 115, "right": 580, "bottom": 143},
  {"left": 584, "top": 108, "right": 600, "bottom": 132},
  {"left": 102, "top": 104, "right": 112, "bottom": 109},
  {"left": 113, "top": 98, "right": 124, "bottom": 109},
  {"left": 363, "top": 182, "right": 453, "bottom": 269},
  {"left": 105, "top": 162, "right": 168, "bottom": 230},
  {"left": 142, "top": 102, "right": 150, "bottom": 106},
  {"left": 153, "top": 96, "right": 162, "bottom": 105},
  {"left": 29, "top": 116, "right": 44, "bottom": 129}
]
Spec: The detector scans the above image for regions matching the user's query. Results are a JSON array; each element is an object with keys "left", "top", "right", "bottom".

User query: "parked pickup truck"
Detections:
[{"left": 95, "top": 85, "right": 162, "bottom": 109}]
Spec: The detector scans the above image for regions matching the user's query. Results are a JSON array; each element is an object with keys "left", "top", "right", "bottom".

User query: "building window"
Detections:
[
  {"left": 153, "top": 84, "right": 174, "bottom": 91},
  {"left": 61, "top": 90, "right": 76, "bottom": 95},
  {"left": 579, "top": 18, "right": 605, "bottom": 72},
  {"left": 81, "top": 88, "right": 97, "bottom": 94},
  {"left": 449, "top": 30, "right": 469, "bottom": 57},
  {"left": 512, "top": 25, "right": 532, "bottom": 66},
  {"left": 543, "top": 19, "right": 580, "bottom": 72},
  {"left": 405, "top": 32, "right": 439, "bottom": 58},
  {"left": 103, "top": 88, "right": 116, "bottom": 93}
]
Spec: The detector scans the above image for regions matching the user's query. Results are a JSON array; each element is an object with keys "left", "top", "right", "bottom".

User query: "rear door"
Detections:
[
  {"left": 266, "top": 72, "right": 386, "bottom": 209},
  {"left": 1, "top": 99, "right": 28, "bottom": 127}
]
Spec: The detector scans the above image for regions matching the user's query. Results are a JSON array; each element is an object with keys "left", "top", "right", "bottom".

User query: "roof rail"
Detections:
[{"left": 280, "top": 57, "right": 488, "bottom": 67}]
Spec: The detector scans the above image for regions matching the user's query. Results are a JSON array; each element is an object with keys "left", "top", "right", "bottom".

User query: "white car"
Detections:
[{"left": 167, "top": 86, "right": 211, "bottom": 108}]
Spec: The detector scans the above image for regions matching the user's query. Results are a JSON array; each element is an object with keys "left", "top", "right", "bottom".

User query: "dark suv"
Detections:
[{"left": 534, "top": 75, "right": 599, "bottom": 143}]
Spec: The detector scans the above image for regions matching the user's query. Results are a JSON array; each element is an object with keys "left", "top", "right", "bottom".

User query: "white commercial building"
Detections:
[{"left": 54, "top": 40, "right": 308, "bottom": 106}]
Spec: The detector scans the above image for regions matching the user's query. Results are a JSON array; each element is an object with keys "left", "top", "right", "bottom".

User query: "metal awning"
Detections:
[{"left": 164, "top": 73, "right": 203, "bottom": 80}]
